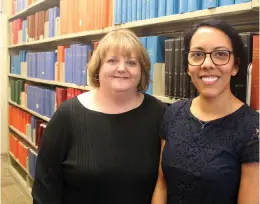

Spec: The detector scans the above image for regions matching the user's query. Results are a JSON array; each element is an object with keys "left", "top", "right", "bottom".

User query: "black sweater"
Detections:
[{"left": 32, "top": 94, "right": 166, "bottom": 204}]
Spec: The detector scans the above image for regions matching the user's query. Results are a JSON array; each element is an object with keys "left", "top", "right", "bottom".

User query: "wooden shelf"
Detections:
[
  {"left": 9, "top": 151, "right": 29, "bottom": 175},
  {"left": 8, "top": 2, "right": 259, "bottom": 49},
  {"left": 8, "top": 100, "right": 50, "bottom": 122},
  {"left": 9, "top": 159, "right": 33, "bottom": 200},
  {"left": 9, "top": 125, "right": 38, "bottom": 150},
  {"left": 8, "top": 74, "right": 92, "bottom": 91},
  {"left": 252, "top": 0, "right": 259, "bottom": 8},
  {"left": 8, "top": 0, "right": 59, "bottom": 21}
]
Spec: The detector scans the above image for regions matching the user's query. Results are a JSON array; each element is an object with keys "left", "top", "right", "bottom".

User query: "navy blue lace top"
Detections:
[{"left": 160, "top": 99, "right": 259, "bottom": 204}]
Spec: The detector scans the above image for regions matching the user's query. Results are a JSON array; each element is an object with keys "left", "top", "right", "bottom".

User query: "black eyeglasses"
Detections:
[{"left": 187, "top": 50, "right": 233, "bottom": 66}]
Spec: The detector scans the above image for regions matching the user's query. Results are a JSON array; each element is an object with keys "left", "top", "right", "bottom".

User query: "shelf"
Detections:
[
  {"left": 252, "top": 0, "right": 259, "bottom": 9},
  {"left": 9, "top": 125, "right": 38, "bottom": 150},
  {"left": 8, "top": 0, "right": 59, "bottom": 21},
  {"left": 9, "top": 152, "right": 29, "bottom": 175},
  {"left": 8, "top": 2, "right": 259, "bottom": 49},
  {"left": 9, "top": 162, "right": 33, "bottom": 200},
  {"left": 154, "top": 96, "right": 179, "bottom": 104},
  {"left": 8, "top": 74, "right": 92, "bottom": 91},
  {"left": 8, "top": 100, "right": 50, "bottom": 122}
]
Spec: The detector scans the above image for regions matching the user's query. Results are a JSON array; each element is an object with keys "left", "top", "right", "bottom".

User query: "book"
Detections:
[{"left": 250, "top": 35, "right": 259, "bottom": 110}]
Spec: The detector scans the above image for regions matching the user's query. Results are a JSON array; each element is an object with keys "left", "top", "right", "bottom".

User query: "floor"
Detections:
[{"left": 1, "top": 155, "right": 32, "bottom": 204}]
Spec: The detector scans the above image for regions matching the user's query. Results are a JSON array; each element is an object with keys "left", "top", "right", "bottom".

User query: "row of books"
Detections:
[
  {"left": 9, "top": 132, "right": 38, "bottom": 179},
  {"left": 9, "top": 104, "right": 47, "bottom": 147},
  {"left": 10, "top": 6, "right": 60, "bottom": 45},
  {"left": 10, "top": 78, "right": 86, "bottom": 114},
  {"left": 115, "top": 0, "right": 251, "bottom": 24},
  {"left": 11, "top": 0, "right": 37, "bottom": 14},
  {"left": 10, "top": 44, "right": 93, "bottom": 86},
  {"left": 10, "top": 0, "right": 114, "bottom": 45},
  {"left": 9, "top": 105, "right": 31, "bottom": 135},
  {"left": 60, "top": 0, "right": 113, "bottom": 35},
  {"left": 10, "top": 0, "right": 252, "bottom": 45}
]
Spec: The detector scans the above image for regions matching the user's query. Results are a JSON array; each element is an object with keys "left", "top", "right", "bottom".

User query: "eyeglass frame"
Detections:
[{"left": 186, "top": 50, "right": 234, "bottom": 66}]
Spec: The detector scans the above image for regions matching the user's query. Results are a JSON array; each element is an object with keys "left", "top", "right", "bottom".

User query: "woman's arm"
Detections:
[
  {"left": 151, "top": 139, "right": 167, "bottom": 204},
  {"left": 32, "top": 105, "right": 69, "bottom": 204},
  {"left": 238, "top": 163, "right": 259, "bottom": 204}
]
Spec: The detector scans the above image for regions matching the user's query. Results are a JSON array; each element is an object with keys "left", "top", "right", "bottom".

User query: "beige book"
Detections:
[
  {"left": 60, "top": 62, "right": 65, "bottom": 82},
  {"left": 55, "top": 62, "right": 58, "bottom": 81},
  {"left": 21, "top": 62, "right": 27, "bottom": 77},
  {"left": 153, "top": 63, "right": 165, "bottom": 96},
  {"left": 55, "top": 17, "right": 60, "bottom": 36},
  {"left": 44, "top": 21, "right": 49, "bottom": 39}
]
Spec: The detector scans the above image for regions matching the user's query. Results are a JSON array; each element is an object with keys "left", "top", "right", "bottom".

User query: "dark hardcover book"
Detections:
[
  {"left": 231, "top": 32, "right": 256, "bottom": 103},
  {"left": 174, "top": 37, "right": 181, "bottom": 98},
  {"left": 179, "top": 36, "right": 184, "bottom": 99},
  {"left": 164, "top": 39, "right": 170, "bottom": 96},
  {"left": 168, "top": 38, "right": 175, "bottom": 97}
]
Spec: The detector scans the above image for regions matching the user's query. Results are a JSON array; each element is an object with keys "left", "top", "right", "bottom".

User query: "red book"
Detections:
[
  {"left": 56, "top": 87, "right": 67, "bottom": 108},
  {"left": 250, "top": 35, "right": 259, "bottom": 111}
]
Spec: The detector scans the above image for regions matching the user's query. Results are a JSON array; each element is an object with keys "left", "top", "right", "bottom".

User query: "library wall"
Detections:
[{"left": 0, "top": 0, "right": 10, "bottom": 154}]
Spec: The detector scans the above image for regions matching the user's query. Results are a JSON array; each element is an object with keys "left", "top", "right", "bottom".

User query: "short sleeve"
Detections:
[{"left": 240, "top": 113, "right": 259, "bottom": 164}]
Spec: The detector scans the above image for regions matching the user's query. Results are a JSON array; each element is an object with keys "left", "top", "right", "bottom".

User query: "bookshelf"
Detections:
[
  {"left": 5, "top": 0, "right": 259, "bottom": 199},
  {"left": 8, "top": 0, "right": 59, "bottom": 21},
  {"left": 8, "top": 73, "right": 93, "bottom": 91},
  {"left": 9, "top": 100, "right": 50, "bottom": 122},
  {"left": 9, "top": 125, "right": 38, "bottom": 150},
  {"left": 8, "top": 2, "right": 259, "bottom": 49}
]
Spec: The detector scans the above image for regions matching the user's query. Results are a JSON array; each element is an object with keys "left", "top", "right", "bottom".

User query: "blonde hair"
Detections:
[{"left": 88, "top": 29, "right": 151, "bottom": 91}]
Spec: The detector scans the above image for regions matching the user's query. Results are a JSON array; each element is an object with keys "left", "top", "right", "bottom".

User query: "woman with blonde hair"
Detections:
[{"left": 32, "top": 29, "right": 166, "bottom": 204}]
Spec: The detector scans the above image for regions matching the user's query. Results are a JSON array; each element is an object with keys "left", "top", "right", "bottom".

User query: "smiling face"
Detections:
[
  {"left": 187, "top": 26, "right": 238, "bottom": 99},
  {"left": 99, "top": 50, "right": 141, "bottom": 92}
]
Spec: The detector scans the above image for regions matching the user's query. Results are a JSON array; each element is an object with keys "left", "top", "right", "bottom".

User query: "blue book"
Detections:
[
  {"left": 115, "top": 0, "right": 122, "bottom": 24},
  {"left": 159, "top": 0, "right": 166, "bottom": 17},
  {"left": 44, "top": 52, "right": 49, "bottom": 80},
  {"left": 150, "top": 0, "right": 159, "bottom": 18},
  {"left": 122, "top": 0, "right": 127, "bottom": 23},
  {"left": 127, "top": 0, "right": 132, "bottom": 22},
  {"left": 146, "top": 0, "right": 151, "bottom": 19},
  {"left": 202, "top": 0, "right": 207, "bottom": 8},
  {"left": 235, "top": 0, "right": 250, "bottom": 3},
  {"left": 53, "top": 7, "right": 60, "bottom": 36},
  {"left": 219, "top": 0, "right": 234, "bottom": 6},
  {"left": 166, "top": 0, "right": 179, "bottom": 15},
  {"left": 75, "top": 45, "right": 82, "bottom": 85},
  {"left": 139, "top": 37, "right": 147, "bottom": 49},
  {"left": 50, "top": 90, "right": 56, "bottom": 117},
  {"left": 71, "top": 45, "right": 76, "bottom": 84},
  {"left": 50, "top": 52, "right": 56, "bottom": 81},
  {"left": 206, "top": 0, "right": 218, "bottom": 8},
  {"left": 42, "top": 52, "right": 46, "bottom": 80},
  {"left": 68, "top": 48, "right": 73, "bottom": 83},
  {"left": 48, "top": 8, "right": 52, "bottom": 38},
  {"left": 179, "top": 0, "right": 188, "bottom": 13},
  {"left": 44, "top": 89, "right": 48, "bottom": 117},
  {"left": 146, "top": 36, "right": 166, "bottom": 94},
  {"left": 81, "top": 45, "right": 87, "bottom": 85},
  {"left": 188, "top": 0, "right": 202, "bottom": 12},
  {"left": 132, "top": 0, "right": 137, "bottom": 21},
  {"left": 64, "top": 48, "right": 69, "bottom": 83},
  {"left": 137, "top": 1, "right": 142, "bottom": 20},
  {"left": 142, "top": 0, "right": 146, "bottom": 20}
]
